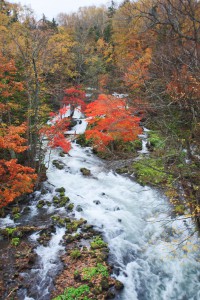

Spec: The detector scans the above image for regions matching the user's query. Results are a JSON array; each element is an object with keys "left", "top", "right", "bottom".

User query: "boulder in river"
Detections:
[{"left": 80, "top": 168, "right": 91, "bottom": 176}]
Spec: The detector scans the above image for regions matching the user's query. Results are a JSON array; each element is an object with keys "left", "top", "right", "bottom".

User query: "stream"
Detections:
[{"left": 1, "top": 111, "right": 200, "bottom": 300}]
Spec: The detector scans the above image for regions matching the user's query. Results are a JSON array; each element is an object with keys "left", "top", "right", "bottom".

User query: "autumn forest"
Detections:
[{"left": 0, "top": 0, "right": 200, "bottom": 299}]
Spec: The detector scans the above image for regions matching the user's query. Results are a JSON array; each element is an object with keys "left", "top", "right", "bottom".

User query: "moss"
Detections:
[
  {"left": 13, "top": 213, "right": 21, "bottom": 220},
  {"left": 55, "top": 187, "right": 65, "bottom": 193},
  {"left": 70, "top": 249, "right": 81, "bottom": 259},
  {"left": 148, "top": 131, "right": 165, "bottom": 149},
  {"left": 53, "top": 284, "right": 91, "bottom": 300},
  {"left": 67, "top": 203, "right": 74, "bottom": 211},
  {"left": 11, "top": 237, "right": 20, "bottom": 246},
  {"left": 37, "top": 200, "right": 45, "bottom": 208},
  {"left": 91, "top": 236, "right": 107, "bottom": 250},
  {"left": 82, "top": 263, "right": 109, "bottom": 280},
  {"left": 132, "top": 157, "right": 173, "bottom": 186}
]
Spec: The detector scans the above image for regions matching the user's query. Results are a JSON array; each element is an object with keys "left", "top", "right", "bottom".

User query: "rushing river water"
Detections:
[{"left": 1, "top": 112, "right": 200, "bottom": 300}]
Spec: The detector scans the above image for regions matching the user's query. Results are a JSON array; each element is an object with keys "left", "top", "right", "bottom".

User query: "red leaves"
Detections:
[
  {"left": 0, "top": 124, "right": 37, "bottom": 208},
  {"left": 85, "top": 94, "right": 142, "bottom": 151},
  {"left": 0, "top": 159, "right": 37, "bottom": 208},
  {"left": 41, "top": 107, "right": 71, "bottom": 153},
  {"left": 62, "top": 87, "right": 86, "bottom": 112}
]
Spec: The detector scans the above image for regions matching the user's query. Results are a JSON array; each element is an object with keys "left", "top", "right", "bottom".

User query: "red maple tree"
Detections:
[
  {"left": 85, "top": 94, "right": 142, "bottom": 151},
  {"left": 62, "top": 87, "right": 86, "bottom": 114},
  {"left": 40, "top": 106, "right": 71, "bottom": 153}
]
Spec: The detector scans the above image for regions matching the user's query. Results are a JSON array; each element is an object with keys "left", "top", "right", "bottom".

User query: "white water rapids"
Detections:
[
  {"left": 41, "top": 114, "right": 200, "bottom": 300},
  {"left": 1, "top": 110, "right": 200, "bottom": 300}
]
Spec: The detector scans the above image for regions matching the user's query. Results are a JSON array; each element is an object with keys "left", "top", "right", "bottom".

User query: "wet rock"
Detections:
[
  {"left": 76, "top": 205, "right": 83, "bottom": 212},
  {"left": 114, "top": 206, "right": 120, "bottom": 211},
  {"left": 45, "top": 201, "right": 51, "bottom": 207},
  {"left": 52, "top": 160, "right": 65, "bottom": 170},
  {"left": 12, "top": 206, "right": 20, "bottom": 214},
  {"left": 80, "top": 168, "right": 91, "bottom": 176},
  {"left": 101, "top": 277, "right": 109, "bottom": 290},
  {"left": 36, "top": 200, "right": 45, "bottom": 209},
  {"left": 53, "top": 196, "right": 60, "bottom": 203},
  {"left": 67, "top": 203, "right": 74, "bottom": 211},
  {"left": 114, "top": 280, "right": 124, "bottom": 290},
  {"left": 60, "top": 196, "right": 70, "bottom": 206},
  {"left": 51, "top": 215, "right": 66, "bottom": 227},
  {"left": 116, "top": 167, "right": 129, "bottom": 174},
  {"left": 23, "top": 207, "right": 31, "bottom": 213},
  {"left": 106, "top": 291, "right": 116, "bottom": 299},
  {"left": 13, "top": 213, "right": 21, "bottom": 220},
  {"left": 59, "top": 151, "right": 65, "bottom": 157},
  {"left": 118, "top": 219, "right": 122, "bottom": 223},
  {"left": 0, "top": 208, "right": 5, "bottom": 218},
  {"left": 41, "top": 188, "right": 48, "bottom": 195},
  {"left": 82, "top": 224, "right": 93, "bottom": 232},
  {"left": 93, "top": 200, "right": 101, "bottom": 205},
  {"left": 55, "top": 187, "right": 65, "bottom": 193}
]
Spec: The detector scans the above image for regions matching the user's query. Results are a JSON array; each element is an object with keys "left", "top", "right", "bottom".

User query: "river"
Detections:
[{"left": 1, "top": 113, "right": 200, "bottom": 300}]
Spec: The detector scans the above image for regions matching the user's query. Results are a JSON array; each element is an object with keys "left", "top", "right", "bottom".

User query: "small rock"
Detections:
[
  {"left": 93, "top": 200, "right": 101, "bottom": 205},
  {"left": 67, "top": 203, "right": 74, "bottom": 211},
  {"left": 52, "top": 160, "right": 64, "bottom": 170},
  {"left": 55, "top": 187, "right": 65, "bottom": 193},
  {"left": 76, "top": 205, "right": 83, "bottom": 212},
  {"left": 106, "top": 291, "right": 116, "bottom": 299},
  {"left": 80, "top": 168, "right": 91, "bottom": 176},
  {"left": 101, "top": 277, "right": 109, "bottom": 290},
  {"left": 37, "top": 200, "right": 45, "bottom": 209},
  {"left": 115, "top": 280, "right": 124, "bottom": 290}
]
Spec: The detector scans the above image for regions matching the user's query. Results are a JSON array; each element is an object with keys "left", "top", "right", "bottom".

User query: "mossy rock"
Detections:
[
  {"left": 0, "top": 208, "right": 5, "bottom": 218},
  {"left": 12, "top": 206, "right": 20, "bottom": 214},
  {"left": 80, "top": 168, "right": 91, "bottom": 176},
  {"left": 67, "top": 203, "right": 74, "bottom": 211},
  {"left": 46, "top": 201, "right": 51, "bottom": 207},
  {"left": 114, "top": 280, "right": 124, "bottom": 290},
  {"left": 52, "top": 160, "right": 64, "bottom": 170},
  {"left": 59, "top": 152, "right": 65, "bottom": 157},
  {"left": 53, "top": 196, "right": 60, "bottom": 203},
  {"left": 55, "top": 187, "right": 65, "bottom": 193},
  {"left": 106, "top": 291, "right": 116, "bottom": 299},
  {"left": 101, "top": 277, "right": 109, "bottom": 290},
  {"left": 37, "top": 200, "right": 45, "bottom": 208},
  {"left": 58, "top": 197, "right": 70, "bottom": 207},
  {"left": 13, "top": 213, "right": 21, "bottom": 220},
  {"left": 116, "top": 167, "right": 129, "bottom": 174},
  {"left": 51, "top": 215, "right": 65, "bottom": 227}
]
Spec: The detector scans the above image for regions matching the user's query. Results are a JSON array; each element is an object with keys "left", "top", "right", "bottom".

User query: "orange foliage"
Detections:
[
  {"left": 124, "top": 47, "right": 152, "bottom": 89},
  {"left": 62, "top": 87, "right": 86, "bottom": 112},
  {"left": 85, "top": 94, "right": 142, "bottom": 151},
  {"left": 0, "top": 159, "right": 37, "bottom": 208},
  {"left": 40, "top": 107, "right": 71, "bottom": 153},
  {"left": 0, "top": 53, "right": 24, "bottom": 98},
  {"left": 166, "top": 65, "right": 200, "bottom": 109},
  {"left": 0, "top": 123, "right": 28, "bottom": 153}
]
